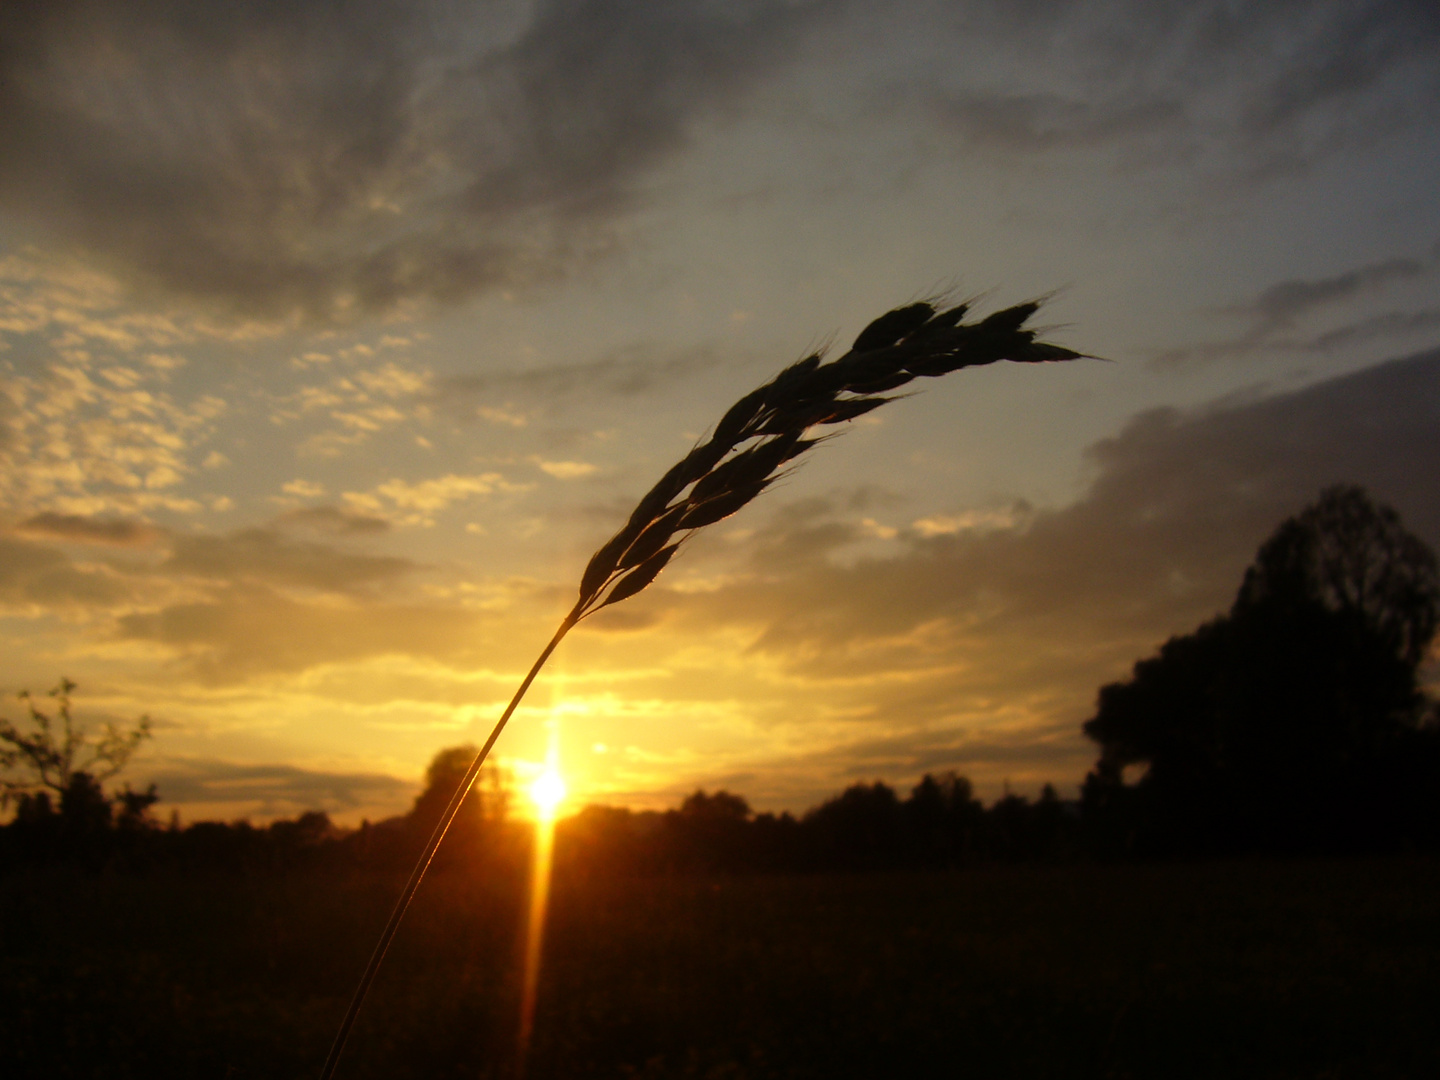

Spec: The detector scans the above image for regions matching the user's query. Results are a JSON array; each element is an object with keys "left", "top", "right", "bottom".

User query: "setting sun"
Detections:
[{"left": 529, "top": 768, "right": 567, "bottom": 820}]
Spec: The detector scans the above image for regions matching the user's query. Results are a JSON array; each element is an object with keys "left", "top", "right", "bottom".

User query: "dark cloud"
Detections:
[
  {"left": 162, "top": 527, "right": 417, "bottom": 593},
  {"left": 1236, "top": 250, "right": 1438, "bottom": 332},
  {"left": 0, "top": 534, "right": 130, "bottom": 606},
  {"left": 15, "top": 512, "right": 163, "bottom": 546},
  {"left": 274, "top": 505, "right": 391, "bottom": 537},
  {"left": 0, "top": 0, "right": 829, "bottom": 321},
  {"left": 1310, "top": 308, "right": 1440, "bottom": 351},
  {"left": 143, "top": 756, "right": 415, "bottom": 821}
]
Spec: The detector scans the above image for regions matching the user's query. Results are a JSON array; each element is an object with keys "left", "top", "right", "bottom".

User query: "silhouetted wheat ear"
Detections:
[
  {"left": 569, "top": 298, "right": 1080, "bottom": 621},
  {"left": 319, "top": 297, "right": 1084, "bottom": 1079}
]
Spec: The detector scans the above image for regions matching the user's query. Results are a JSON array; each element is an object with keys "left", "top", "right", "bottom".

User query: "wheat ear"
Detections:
[{"left": 319, "top": 297, "right": 1083, "bottom": 1078}]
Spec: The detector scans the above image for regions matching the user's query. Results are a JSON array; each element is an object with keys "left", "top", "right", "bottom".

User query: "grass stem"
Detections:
[{"left": 319, "top": 609, "right": 579, "bottom": 1080}]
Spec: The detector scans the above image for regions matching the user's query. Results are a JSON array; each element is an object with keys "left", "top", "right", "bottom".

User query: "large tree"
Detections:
[{"left": 1083, "top": 486, "right": 1440, "bottom": 855}]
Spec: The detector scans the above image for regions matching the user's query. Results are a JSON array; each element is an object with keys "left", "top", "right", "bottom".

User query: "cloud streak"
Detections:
[
  {"left": 143, "top": 756, "right": 416, "bottom": 821},
  {"left": 162, "top": 527, "right": 419, "bottom": 594},
  {"left": 1153, "top": 241, "right": 1440, "bottom": 365},
  {"left": 437, "top": 344, "right": 722, "bottom": 412},
  {"left": 1235, "top": 247, "right": 1440, "bottom": 333},
  {"left": 0, "top": 533, "right": 131, "bottom": 608},
  {"left": 15, "top": 511, "right": 162, "bottom": 547}
]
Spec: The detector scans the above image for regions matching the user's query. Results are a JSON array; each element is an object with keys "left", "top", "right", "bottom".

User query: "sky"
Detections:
[{"left": 2, "top": 0, "right": 1438, "bottom": 824}]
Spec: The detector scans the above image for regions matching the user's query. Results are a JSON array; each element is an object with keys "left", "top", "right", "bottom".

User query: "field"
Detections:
[{"left": 3, "top": 857, "right": 1438, "bottom": 1078}]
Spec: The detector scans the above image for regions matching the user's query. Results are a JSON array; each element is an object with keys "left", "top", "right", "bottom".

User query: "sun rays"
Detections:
[{"left": 516, "top": 719, "right": 568, "bottom": 1075}]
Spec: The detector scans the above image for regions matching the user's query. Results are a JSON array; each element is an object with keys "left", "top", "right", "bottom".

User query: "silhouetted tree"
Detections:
[
  {"left": 1, "top": 679, "right": 156, "bottom": 863},
  {"left": 984, "top": 784, "right": 1067, "bottom": 860},
  {"left": 1083, "top": 486, "right": 1440, "bottom": 855},
  {"left": 679, "top": 789, "right": 750, "bottom": 822},
  {"left": 656, "top": 789, "right": 755, "bottom": 872},
  {"left": 403, "top": 745, "right": 514, "bottom": 870},
  {"left": 804, "top": 781, "right": 905, "bottom": 869},
  {"left": 114, "top": 783, "right": 161, "bottom": 830},
  {"left": 904, "top": 771, "right": 985, "bottom": 865},
  {"left": 1, "top": 678, "right": 153, "bottom": 814}
]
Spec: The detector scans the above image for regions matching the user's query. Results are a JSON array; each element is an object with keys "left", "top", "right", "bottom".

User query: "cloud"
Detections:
[
  {"left": 0, "top": 277, "right": 229, "bottom": 515},
  {"left": 143, "top": 756, "right": 416, "bottom": 821},
  {"left": 162, "top": 527, "right": 418, "bottom": 594},
  {"left": 7, "top": 2, "right": 1431, "bottom": 326},
  {"left": 1153, "top": 241, "right": 1440, "bottom": 365},
  {"left": 115, "top": 584, "right": 529, "bottom": 683},
  {"left": 1234, "top": 249, "right": 1439, "bottom": 333},
  {"left": 0, "top": 533, "right": 130, "bottom": 607},
  {"left": 271, "top": 358, "right": 434, "bottom": 456},
  {"left": 281, "top": 480, "right": 325, "bottom": 499},
  {"left": 0, "top": 0, "right": 831, "bottom": 321},
  {"left": 15, "top": 511, "right": 162, "bottom": 546},
  {"left": 1233, "top": 0, "right": 1439, "bottom": 141},
  {"left": 274, "top": 505, "right": 391, "bottom": 537},
  {"left": 343, "top": 472, "right": 521, "bottom": 526},
  {"left": 1309, "top": 308, "right": 1440, "bottom": 351},
  {"left": 535, "top": 459, "right": 598, "bottom": 480},
  {"left": 910, "top": 504, "right": 1031, "bottom": 539},
  {"left": 907, "top": 0, "right": 1440, "bottom": 176}
]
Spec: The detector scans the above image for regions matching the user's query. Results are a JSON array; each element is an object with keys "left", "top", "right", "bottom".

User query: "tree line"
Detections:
[
  {"left": 3, "top": 484, "right": 1438, "bottom": 875},
  {"left": 0, "top": 746, "right": 1075, "bottom": 875}
]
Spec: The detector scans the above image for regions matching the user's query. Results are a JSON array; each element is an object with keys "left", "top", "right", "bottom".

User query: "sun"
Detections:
[{"left": 528, "top": 766, "right": 567, "bottom": 820}]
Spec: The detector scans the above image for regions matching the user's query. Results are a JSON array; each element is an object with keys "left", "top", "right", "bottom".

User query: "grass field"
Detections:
[{"left": 3, "top": 857, "right": 1438, "bottom": 1078}]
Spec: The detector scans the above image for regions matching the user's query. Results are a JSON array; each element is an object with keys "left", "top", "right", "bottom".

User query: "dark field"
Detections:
[{"left": 3, "top": 858, "right": 1438, "bottom": 1079}]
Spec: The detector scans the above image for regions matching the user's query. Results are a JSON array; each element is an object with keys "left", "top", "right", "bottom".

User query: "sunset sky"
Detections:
[{"left": 2, "top": 0, "right": 1438, "bottom": 823}]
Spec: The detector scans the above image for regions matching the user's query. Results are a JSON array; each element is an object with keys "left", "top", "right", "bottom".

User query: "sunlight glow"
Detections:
[{"left": 528, "top": 767, "right": 567, "bottom": 820}]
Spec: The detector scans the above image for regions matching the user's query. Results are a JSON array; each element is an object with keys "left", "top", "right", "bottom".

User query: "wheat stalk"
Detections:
[{"left": 319, "top": 296, "right": 1082, "bottom": 1078}]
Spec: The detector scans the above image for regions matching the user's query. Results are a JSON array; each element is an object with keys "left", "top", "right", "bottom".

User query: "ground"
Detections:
[{"left": 2, "top": 858, "right": 1437, "bottom": 1078}]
